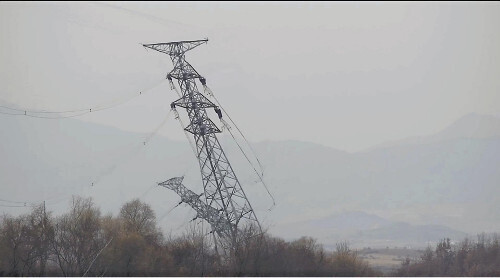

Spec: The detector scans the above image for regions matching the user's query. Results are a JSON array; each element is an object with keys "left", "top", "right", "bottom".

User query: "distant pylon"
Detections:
[{"left": 144, "top": 39, "right": 261, "bottom": 254}]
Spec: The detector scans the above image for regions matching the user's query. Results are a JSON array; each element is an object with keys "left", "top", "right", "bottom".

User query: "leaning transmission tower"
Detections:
[{"left": 143, "top": 39, "right": 261, "bottom": 254}]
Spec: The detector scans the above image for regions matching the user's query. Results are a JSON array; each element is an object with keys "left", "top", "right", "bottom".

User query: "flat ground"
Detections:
[{"left": 358, "top": 247, "right": 424, "bottom": 274}]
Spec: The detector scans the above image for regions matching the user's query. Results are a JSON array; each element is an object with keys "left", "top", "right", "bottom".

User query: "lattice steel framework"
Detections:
[
  {"left": 158, "top": 176, "right": 235, "bottom": 245},
  {"left": 143, "top": 39, "right": 261, "bottom": 251}
]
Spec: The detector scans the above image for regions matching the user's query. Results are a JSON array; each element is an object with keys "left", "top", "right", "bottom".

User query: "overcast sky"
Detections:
[{"left": 1, "top": 2, "right": 499, "bottom": 152}]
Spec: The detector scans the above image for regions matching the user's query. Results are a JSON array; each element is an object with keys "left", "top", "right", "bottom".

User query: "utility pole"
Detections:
[
  {"left": 41, "top": 200, "right": 47, "bottom": 276},
  {"left": 143, "top": 39, "right": 261, "bottom": 255}
]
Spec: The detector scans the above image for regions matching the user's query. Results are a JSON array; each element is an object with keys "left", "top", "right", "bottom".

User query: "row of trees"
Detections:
[
  {"left": 0, "top": 196, "right": 379, "bottom": 276},
  {"left": 395, "top": 234, "right": 500, "bottom": 276}
]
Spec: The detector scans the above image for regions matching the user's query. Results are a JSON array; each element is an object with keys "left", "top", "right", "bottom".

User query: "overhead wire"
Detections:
[
  {"left": 202, "top": 84, "right": 276, "bottom": 210},
  {"left": 0, "top": 79, "right": 165, "bottom": 119},
  {"left": 203, "top": 85, "right": 266, "bottom": 177},
  {"left": 44, "top": 194, "right": 75, "bottom": 208},
  {"left": 0, "top": 203, "right": 36, "bottom": 208},
  {"left": 0, "top": 198, "right": 36, "bottom": 204},
  {"left": 83, "top": 237, "right": 114, "bottom": 277},
  {"left": 0, "top": 193, "right": 73, "bottom": 209},
  {"left": 158, "top": 201, "right": 183, "bottom": 223},
  {"left": 0, "top": 3, "right": 218, "bottom": 214},
  {"left": 168, "top": 79, "right": 276, "bottom": 210},
  {"left": 0, "top": 110, "right": 91, "bottom": 119},
  {"left": 0, "top": 108, "right": 174, "bottom": 209},
  {"left": 172, "top": 108, "right": 198, "bottom": 158},
  {"left": 169, "top": 78, "right": 182, "bottom": 98},
  {"left": 0, "top": 197, "right": 43, "bottom": 209},
  {"left": 169, "top": 81, "right": 198, "bottom": 157},
  {"left": 220, "top": 119, "right": 276, "bottom": 210},
  {"left": 138, "top": 183, "right": 158, "bottom": 200},
  {"left": 91, "top": 2, "right": 203, "bottom": 31},
  {"left": 91, "top": 108, "right": 173, "bottom": 187},
  {"left": 143, "top": 108, "right": 173, "bottom": 145},
  {"left": 173, "top": 210, "right": 195, "bottom": 233},
  {"left": 27, "top": 85, "right": 171, "bottom": 205}
]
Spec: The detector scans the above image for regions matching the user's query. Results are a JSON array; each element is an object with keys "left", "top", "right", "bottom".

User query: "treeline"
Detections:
[
  {"left": 395, "top": 235, "right": 500, "bottom": 276},
  {"left": 0, "top": 196, "right": 380, "bottom": 276}
]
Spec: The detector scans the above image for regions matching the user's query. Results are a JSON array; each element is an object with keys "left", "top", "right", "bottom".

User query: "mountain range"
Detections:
[{"left": 1, "top": 112, "right": 499, "bottom": 248}]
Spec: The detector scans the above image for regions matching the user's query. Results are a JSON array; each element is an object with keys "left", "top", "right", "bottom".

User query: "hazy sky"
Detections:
[{"left": 1, "top": 2, "right": 499, "bottom": 152}]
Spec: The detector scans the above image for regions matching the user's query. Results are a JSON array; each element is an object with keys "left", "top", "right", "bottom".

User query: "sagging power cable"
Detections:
[
  {"left": 0, "top": 198, "right": 36, "bottom": 204},
  {"left": 1, "top": 106, "right": 174, "bottom": 209},
  {"left": 168, "top": 78, "right": 198, "bottom": 157},
  {"left": 0, "top": 203, "right": 35, "bottom": 208},
  {"left": 202, "top": 83, "right": 275, "bottom": 210},
  {"left": 168, "top": 76, "right": 182, "bottom": 98},
  {"left": 220, "top": 119, "right": 275, "bottom": 210},
  {"left": 169, "top": 86, "right": 198, "bottom": 158},
  {"left": 203, "top": 84, "right": 265, "bottom": 177},
  {"left": 0, "top": 80, "right": 165, "bottom": 119},
  {"left": 158, "top": 201, "right": 183, "bottom": 222},
  {"left": 167, "top": 75, "right": 275, "bottom": 209},
  {"left": 0, "top": 110, "right": 91, "bottom": 119},
  {"left": 91, "top": 108, "right": 173, "bottom": 187},
  {"left": 83, "top": 237, "right": 114, "bottom": 277}
]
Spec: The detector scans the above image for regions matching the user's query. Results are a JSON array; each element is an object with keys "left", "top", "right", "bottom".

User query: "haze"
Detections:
[
  {"left": 1, "top": 2, "right": 500, "bottom": 253},
  {"left": 1, "top": 2, "right": 499, "bottom": 152}
]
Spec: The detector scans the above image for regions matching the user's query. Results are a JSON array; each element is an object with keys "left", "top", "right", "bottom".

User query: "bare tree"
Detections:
[
  {"left": 25, "top": 204, "right": 54, "bottom": 276},
  {"left": 96, "top": 200, "right": 168, "bottom": 276},
  {"left": 395, "top": 234, "right": 500, "bottom": 276},
  {"left": 0, "top": 214, "right": 27, "bottom": 276},
  {"left": 0, "top": 197, "right": 384, "bottom": 277},
  {"left": 330, "top": 241, "right": 374, "bottom": 276},
  {"left": 230, "top": 224, "right": 267, "bottom": 276},
  {"left": 167, "top": 222, "right": 217, "bottom": 276},
  {"left": 120, "top": 198, "right": 158, "bottom": 239},
  {"left": 51, "top": 196, "right": 104, "bottom": 276}
]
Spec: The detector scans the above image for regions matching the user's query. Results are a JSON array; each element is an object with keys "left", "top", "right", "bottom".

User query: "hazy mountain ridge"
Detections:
[
  {"left": 277, "top": 211, "right": 467, "bottom": 249},
  {"left": 365, "top": 113, "right": 500, "bottom": 151},
  {"left": 253, "top": 135, "right": 500, "bottom": 224},
  {"left": 1, "top": 113, "right": 499, "bottom": 248}
]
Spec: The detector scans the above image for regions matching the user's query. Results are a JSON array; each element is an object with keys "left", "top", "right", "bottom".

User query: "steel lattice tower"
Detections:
[{"left": 143, "top": 39, "right": 261, "bottom": 253}]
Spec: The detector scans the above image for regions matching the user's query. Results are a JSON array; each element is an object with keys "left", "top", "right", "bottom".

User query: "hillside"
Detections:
[{"left": 1, "top": 113, "right": 499, "bottom": 247}]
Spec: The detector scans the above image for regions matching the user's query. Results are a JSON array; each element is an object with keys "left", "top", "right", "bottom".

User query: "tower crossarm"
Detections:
[
  {"left": 143, "top": 40, "right": 207, "bottom": 81},
  {"left": 143, "top": 39, "right": 208, "bottom": 56},
  {"left": 172, "top": 93, "right": 217, "bottom": 110},
  {"left": 158, "top": 177, "right": 234, "bottom": 238}
]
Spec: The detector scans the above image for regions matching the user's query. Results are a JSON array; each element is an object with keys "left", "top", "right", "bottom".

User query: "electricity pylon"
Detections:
[{"left": 143, "top": 39, "right": 261, "bottom": 254}]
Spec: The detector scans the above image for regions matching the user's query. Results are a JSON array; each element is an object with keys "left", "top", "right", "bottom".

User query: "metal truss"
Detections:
[
  {"left": 144, "top": 39, "right": 261, "bottom": 252},
  {"left": 158, "top": 177, "right": 234, "bottom": 239}
]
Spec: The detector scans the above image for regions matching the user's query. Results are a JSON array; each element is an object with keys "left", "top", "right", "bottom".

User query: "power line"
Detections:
[
  {"left": 201, "top": 84, "right": 275, "bottom": 209},
  {"left": 0, "top": 110, "right": 91, "bottom": 119},
  {"left": 220, "top": 119, "right": 276, "bottom": 210},
  {"left": 203, "top": 84, "right": 266, "bottom": 177},
  {"left": 83, "top": 237, "right": 114, "bottom": 277},
  {"left": 0, "top": 198, "right": 36, "bottom": 204},
  {"left": 0, "top": 104, "right": 89, "bottom": 114},
  {"left": 0, "top": 203, "right": 36, "bottom": 208},
  {"left": 0, "top": 79, "right": 165, "bottom": 119},
  {"left": 91, "top": 108, "right": 173, "bottom": 187},
  {"left": 90, "top": 2, "right": 204, "bottom": 31},
  {"left": 0, "top": 108, "right": 174, "bottom": 209},
  {"left": 158, "top": 201, "right": 183, "bottom": 223}
]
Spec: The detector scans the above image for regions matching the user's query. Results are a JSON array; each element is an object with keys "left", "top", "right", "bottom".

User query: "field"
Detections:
[{"left": 358, "top": 247, "right": 424, "bottom": 274}]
